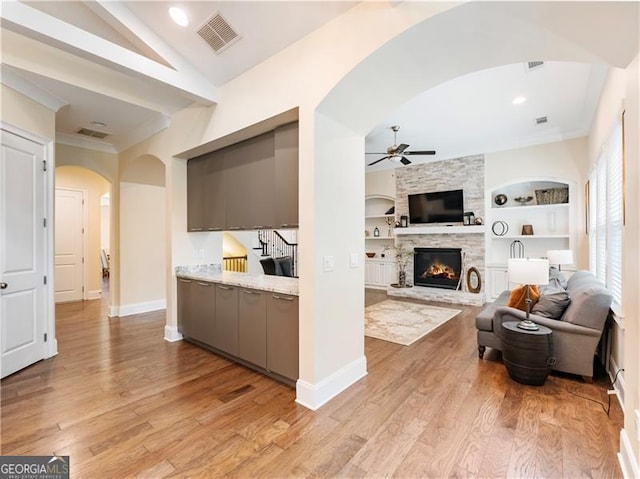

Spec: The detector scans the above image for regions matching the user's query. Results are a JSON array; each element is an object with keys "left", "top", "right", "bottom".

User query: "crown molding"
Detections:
[
  {"left": 56, "top": 132, "right": 118, "bottom": 154},
  {"left": 1, "top": 65, "right": 67, "bottom": 112}
]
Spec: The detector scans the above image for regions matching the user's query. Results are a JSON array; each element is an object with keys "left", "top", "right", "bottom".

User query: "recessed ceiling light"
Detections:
[
  {"left": 512, "top": 96, "right": 527, "bottom": 105},
  {"left": 169, "top": 7, "right": 189, "bottom": 27}
]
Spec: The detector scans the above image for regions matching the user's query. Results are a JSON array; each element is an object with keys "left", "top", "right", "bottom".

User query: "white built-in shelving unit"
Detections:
[{"left": 365, "top": 195, "right": 397, "bottom": 289}]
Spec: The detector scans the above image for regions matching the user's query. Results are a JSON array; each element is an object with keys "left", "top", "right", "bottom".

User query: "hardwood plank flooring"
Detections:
[{"left": 1, "top": 288, "right": 622, "bottom": 478}]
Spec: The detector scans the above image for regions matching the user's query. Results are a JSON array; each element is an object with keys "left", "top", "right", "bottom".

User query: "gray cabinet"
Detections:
[
  {"left": 274, "top": 123, "right": 299, "bottom": 228},
  {"left": 238, "top": 288, "right": 267, "bottom": 368},
  {"left": 177, "top": 278, "right": 215, "bottom": 345},
  {"left": 214, "top": 284, "right": 239, "bottom": 355},
  {"left": 267, "top": 293, "right": 299, "bottom": 381},
  {"left": 186, "top": 122, "right": 298, "bottom": 232}
]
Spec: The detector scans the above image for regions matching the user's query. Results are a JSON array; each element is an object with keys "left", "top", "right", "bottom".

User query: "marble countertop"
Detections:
[{"left": 176, "top": 265, "right": 298, "bottom": 296}]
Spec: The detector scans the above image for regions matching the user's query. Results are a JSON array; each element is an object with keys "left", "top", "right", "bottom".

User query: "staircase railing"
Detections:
[
  {"left": 257, "top": 230, "right": 298, "bottom": 277},
  {"left": 223, "top": 255, "right": 248, "bottom": 273}
]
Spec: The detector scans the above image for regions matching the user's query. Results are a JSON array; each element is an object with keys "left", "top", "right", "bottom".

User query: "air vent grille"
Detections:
[
  {"left": 535, "top": 116, "right": 548, "bottom": 125},
  {"left": 197, "top": 13, "right": 240, "bottom": 54},
  {"left": 76, "top": 128, "right": 110, "bottom": 139},
  {"left": 527, "top": 61, "right": 545, "bottom": 70}
]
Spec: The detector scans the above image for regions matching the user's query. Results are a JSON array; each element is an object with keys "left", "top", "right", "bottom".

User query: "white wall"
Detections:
[
  {"left": 1, "top": 84, "right": 55, "bottom": 140},
  {"left": 119, "top": 182, "right": 166, "bottom": 314},
  {"left": 365, "top": 169, "right": 396, "bottom": 198},
  {"left": 100, "top": 200, "right": 110, "bottom": 253}
]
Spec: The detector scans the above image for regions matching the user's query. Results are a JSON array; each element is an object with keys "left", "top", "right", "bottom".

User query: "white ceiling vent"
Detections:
[
  {"left": 527, "top": 61, "right": 545, "bottom": 70},
  {"left": 535, "top": 116, "right": 548, "bottom": 125},
  {"left": 76, "top": 127, "right": 110, "bottom": 139},
  {"left": 197, "top": 13, "right": 240, "bottom": 54}
]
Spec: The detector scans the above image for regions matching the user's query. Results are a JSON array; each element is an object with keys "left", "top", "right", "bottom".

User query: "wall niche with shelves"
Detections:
[{"left": 365, "top": 195, "right": 397, "bottom": 288}]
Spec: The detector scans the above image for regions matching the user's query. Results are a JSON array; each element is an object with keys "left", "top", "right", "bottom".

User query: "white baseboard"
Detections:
[
  {"left": 164, "top": 325, "right": 183, "bottom": 342},
  {"left": 86, "top": 289, "right": 102, "bottom": 300},
  {"left": 619, "top": 429, "right": 640, "bottom": 479},
  {"left": 296, "top": 355, "right": 367, "bottom": 411},
  {"left": 111, "top": 299, "right": 167, "bottom": 317},
  {"left": 608, "top": 356, "right": 625, "bottom": 409}
]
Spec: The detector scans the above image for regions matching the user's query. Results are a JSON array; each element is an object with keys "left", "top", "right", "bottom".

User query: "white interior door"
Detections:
[
  {"left": 55, "top": 188, "right": 84, "bottom": 303},
  {"left": 1, "top": 129, "right": 47, "bottom": 378}
]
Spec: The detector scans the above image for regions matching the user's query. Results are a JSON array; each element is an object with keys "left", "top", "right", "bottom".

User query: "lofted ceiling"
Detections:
[{"left": 0, "top": 1, "right": 624, "bottom": 159}]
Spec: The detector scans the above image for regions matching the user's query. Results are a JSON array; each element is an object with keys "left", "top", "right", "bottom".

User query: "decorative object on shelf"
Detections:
[
  {"left": 466, "top": 266, "right": 482, "bottom": 293},
  {"left": 373, "top": 227, "right": 380, "bottom": 237},
  {"left": 494, "top": 193, "right": 508, "bottom": 206},
  {"left": 365, "top": 230, "right": 370, "bottom": 237},
  {"left": 400, "top": 215, "right": 408, "bottom": 227},
  {"left": 510, "top": 240, "right": 524, "bottom": 258},
  {"left": 394, "top": 221, "right": 401, "bottom": 228},
  {"left": 492, "top": 220, "right": 509, "bottom": 236},
  {"left": 514, "top": 196, "right": 534, "bottom": 206},
  {"left": 535, "top": 187, "right": 569, "bottom": 205},
  {"left": 384, "top": 206, "right": 395, "bottom": 215},
  {"left": 385, "top": 216, "right": 394, "bottom": 237},
  {"left": 381, "top": 245, "right": 391, "bottom": 258},
  {"left": 547, "top": 249, "right": 573, "bottom": 272},
  {"left": 507, "top": 258, "right": 549, "bottom": 330},
  {"left": 521, "top": 224, "right": 534, "bottom": 235},
  {"left": 463, "top": 211, "right": 475, "bottom": 225},
  {"left": 474, "top": 217, "right": 484, "bottom": 225},
  {"left": 365, "top": 252, "right": 376, "bottom": 258}
]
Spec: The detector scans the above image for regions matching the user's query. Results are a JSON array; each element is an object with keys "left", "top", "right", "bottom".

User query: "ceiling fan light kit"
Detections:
[{"left": 366, "top": 125, "right": 435, "bottom": 167}]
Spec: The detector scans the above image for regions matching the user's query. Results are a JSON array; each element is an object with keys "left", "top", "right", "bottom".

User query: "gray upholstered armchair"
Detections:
[{"left": 476, "top": 270, "right": 612, "bottom": 380}]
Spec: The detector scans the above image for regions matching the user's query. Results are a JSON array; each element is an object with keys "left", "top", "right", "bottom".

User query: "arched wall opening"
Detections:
[{"left": 297, "top": 1, "right": 637, "bottom": 408}]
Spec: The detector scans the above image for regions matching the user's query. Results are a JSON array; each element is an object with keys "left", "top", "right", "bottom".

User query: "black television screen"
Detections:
[{"left": 408, "top": 189, "right": 464, "bottom": 224}]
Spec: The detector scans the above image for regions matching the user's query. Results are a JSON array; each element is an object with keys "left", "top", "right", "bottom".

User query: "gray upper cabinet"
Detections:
[
  {"left": 274, "top": 123, "right": 299, "bottom": 228},
  {"left": 214, "top": 284, "right": 239, "bottom": 355},
  {"left": 186, "top": 122, "right": 298, "bottom": 232},
  {"left": 238, "top": 288, "right": 267, "bottom": 368}
]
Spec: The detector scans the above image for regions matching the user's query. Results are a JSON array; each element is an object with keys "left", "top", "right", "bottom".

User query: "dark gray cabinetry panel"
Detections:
[
  {"left": 177, "top": 279, "right": 215, "bottom": 345},
  {"left": 225, "top": 141, "right": 253, "bottom": 230},
  {"left": 186, "top": 156, "right": 207, "bottom": 231},
  {"left": 238, "top": 288, "right": 267, "bottom": 368},
  {"left": 266, "top": 293, "right": 299, "bottom": 381},
  {"left": 203, "top": 150, "right": 226, "bottom": 231},
  {"left": 249, "top": 132, "right": 276, "bottom": 229},
  {"left": 274, "top": 123, "right": 299, "bottom": 228},
  {"left": 214, "top": 284, "right": 239, "bottom": 355}
]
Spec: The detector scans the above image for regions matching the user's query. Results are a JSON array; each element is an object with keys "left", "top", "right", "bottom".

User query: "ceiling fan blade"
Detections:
[
  {"left": 396, "top": 143, "right": 410, "bottom": 154},
  {"left": 368, "top": 156, "right": 390, "bottom": 166},
  {"left": 405, "top": 150, "right": 436, "bottom": 155},
  {"left": 400, "top": 157, "right": 411, "bottom": 165},
  {"left": 365, "top": 152, "right": 388, "bottom": 155}
]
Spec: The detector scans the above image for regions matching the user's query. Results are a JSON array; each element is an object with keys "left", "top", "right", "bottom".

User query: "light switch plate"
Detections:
[
  {"left": 323, "top": 255, "right": 335, "bottom": 272},
  {"left": 350, "top": 253, "right": 359, "bottom": 268}
]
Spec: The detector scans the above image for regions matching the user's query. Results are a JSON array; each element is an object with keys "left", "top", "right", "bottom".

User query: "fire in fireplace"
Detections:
[{"left": 414, "top": 247, "right": 462, "bottom": 290}]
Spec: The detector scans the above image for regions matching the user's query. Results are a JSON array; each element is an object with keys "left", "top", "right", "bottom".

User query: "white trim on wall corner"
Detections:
[
  {"left": 608, "top": 355, "right": 625, "bottom": 409},
  {"left": 164, "top": 325, "right": 183, "bottom": 342},
  {"left": 296, "top": 355, "right": 367, "bottom": 411},
  {"left": 86, "top": 290, "right": 102, "bottom": 300},
  {"left": 619, "top": 429, "right": 640, "bottom": 479},
  {"left": 110, "top": 299, "right": 166, "bottom": 317}
]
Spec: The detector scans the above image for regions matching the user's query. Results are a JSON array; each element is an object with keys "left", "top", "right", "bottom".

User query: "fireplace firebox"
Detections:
[{"left": 414, "top": 247, "right": 462, "bottom": 290}]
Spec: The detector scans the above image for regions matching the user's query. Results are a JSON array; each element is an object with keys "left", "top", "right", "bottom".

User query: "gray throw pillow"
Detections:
[{"left": 531, "top": 285, "right": 571, "bottom": 319}]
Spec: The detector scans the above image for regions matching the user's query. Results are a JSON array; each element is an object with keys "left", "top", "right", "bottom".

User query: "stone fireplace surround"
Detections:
[{"left": 387, "top": 155, "right": 486, "bottom": 306}]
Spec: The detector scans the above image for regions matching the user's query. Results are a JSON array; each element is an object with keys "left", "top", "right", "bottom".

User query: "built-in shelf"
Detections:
[
  {"left": 365, "top": 236, "right": 394, "bottom": 240},
  {"left": 493, "top": 203, "right": 569, "bottom": 212},
  {"left": 394, "top": 225, "right": 484, "bottom": 235},
  {"left": 365, "top": 214, "right": 395, "bottom": 219},
  {"left": 492, "top": 234, "right": 570, "bottom": 239}
]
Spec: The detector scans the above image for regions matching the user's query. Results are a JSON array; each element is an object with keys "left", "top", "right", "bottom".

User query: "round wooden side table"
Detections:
[{"left": 501, "top": 321, "right": 553, "bottom": 386}]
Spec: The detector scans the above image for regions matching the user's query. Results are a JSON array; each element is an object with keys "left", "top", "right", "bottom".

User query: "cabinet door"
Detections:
[
  {"left": 203, "top": 150, "right": 226, "bottom": 231},
  {"left": 383, "top": 262, "right": 397, "bottom": 286},
  {"left": 238, "top": 288, "right": 267, "bottom": 368},
  {"left": 214, "top": 284, "right": 239, "bottom": 355},
  {"left": 250, "top": 132, "right": 276, "bottom": 229},
  {"left": 177, "top": 278, "right": 194, "bottom": 337},
  {"left": 274, "top": 123, "right": 299, "bottom": 228},
  {"left": 192, "top": 281, "right": 216, "bottom": 345},
  {"left": 225, "top": 142, "right": 253, "bottom": 230},
  {"left": 187, "top": 156, "right": 207, "bottom": 231},
  {"left": 267, "top": 293, "right": 299, "bottom": 380}
]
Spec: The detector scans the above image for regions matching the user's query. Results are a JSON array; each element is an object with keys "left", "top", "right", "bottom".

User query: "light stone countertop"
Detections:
[{"left": 176, "top": 267, "right": 298, "bottom": 296}]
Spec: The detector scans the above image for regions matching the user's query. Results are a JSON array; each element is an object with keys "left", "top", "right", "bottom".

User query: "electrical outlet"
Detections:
[{"left": 323, "top": 255, "right": 335, "bottom": 272}]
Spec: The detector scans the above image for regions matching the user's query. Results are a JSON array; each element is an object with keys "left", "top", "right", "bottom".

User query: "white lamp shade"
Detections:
[
  {"left": 547, "top": 249, "right": 573, "bottom": 266},
  {"left": 508, "top": 258, "right": 549, "bottom": 285}
]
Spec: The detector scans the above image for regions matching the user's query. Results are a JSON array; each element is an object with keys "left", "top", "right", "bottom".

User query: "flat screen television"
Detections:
[{"left": 408, "top": 189, "right": 464, "bottom": 224}]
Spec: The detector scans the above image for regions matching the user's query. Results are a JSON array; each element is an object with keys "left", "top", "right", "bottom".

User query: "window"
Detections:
[{"left": 588, "top": 118, "right": 623, "bottom": 311}]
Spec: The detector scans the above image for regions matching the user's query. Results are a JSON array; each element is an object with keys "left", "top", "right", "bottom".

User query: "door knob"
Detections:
[{"left": 0, "top": 282, "right": 7, "bottom": 289}]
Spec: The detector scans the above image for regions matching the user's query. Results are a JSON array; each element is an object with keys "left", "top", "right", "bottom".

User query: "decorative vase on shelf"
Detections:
[{"left": 373, "top": 227, "right": 380, "bottom": 237}]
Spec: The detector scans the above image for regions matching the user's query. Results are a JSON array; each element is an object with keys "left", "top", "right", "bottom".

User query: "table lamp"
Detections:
[
  {"left": 508, "top": 258, "right": 549, "bottom": 330},
  {"left": 547, "top": 249, "right": 573, "bottom": 272}
]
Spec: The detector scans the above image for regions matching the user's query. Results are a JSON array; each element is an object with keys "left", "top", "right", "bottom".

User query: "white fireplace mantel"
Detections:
[{"left": 394, "top": 225, "right": 485, "bottom": 235}]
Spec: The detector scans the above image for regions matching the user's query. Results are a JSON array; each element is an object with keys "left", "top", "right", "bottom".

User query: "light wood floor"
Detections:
[{"left": 1, "top": 289, "right": 622, "bottom": 478}]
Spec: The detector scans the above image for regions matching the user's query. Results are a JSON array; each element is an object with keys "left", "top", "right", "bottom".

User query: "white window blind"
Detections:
[{"left": 588, "top": 120, "right": 623, "bottom": 310}]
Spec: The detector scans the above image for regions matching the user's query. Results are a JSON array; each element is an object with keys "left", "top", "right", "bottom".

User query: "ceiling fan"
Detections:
[{"left": 366, "top": 125, "right": 436, "bottom": 166}]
